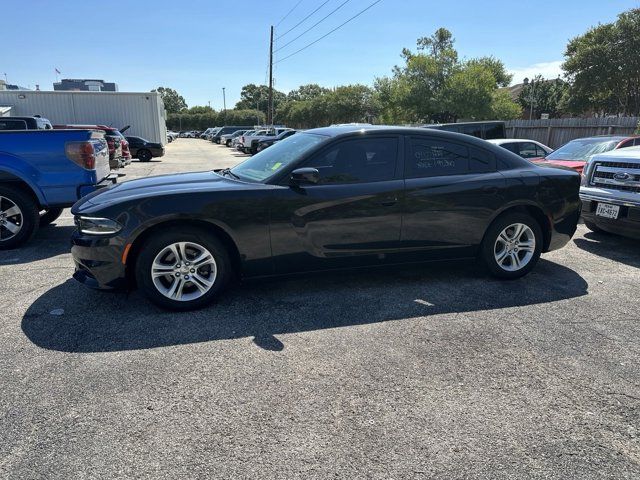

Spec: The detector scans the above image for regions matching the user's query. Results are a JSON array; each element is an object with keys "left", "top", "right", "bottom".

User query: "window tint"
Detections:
[
  {"left": 634, "top": 138, "right": 640, "bottom": 146},
  {"left": 304, "top": 137, "right": 398, "bottom": 184},
  {"left": 407, "top": 137, "right": 496, "bottom": 178},
  {"left": 483, "top": 123, "right": 505, "bottom": 139},
  {"left": 460, "top": 124, "right": 482, "bottom": 138},
  {"left": 618, "top": 139, "right": 634, "bottom": 149},
  {"left": 500, "top": 142, "right": 519, "bottom": 154},
  {"left": 535, "top": 145, "right": 547, "bottom": 157},
  {"left": 517, "top": 142, "right": 540, "bottom": 159},
  {"left": 0, "top": 119, "right": 28, "bottom": 130}
]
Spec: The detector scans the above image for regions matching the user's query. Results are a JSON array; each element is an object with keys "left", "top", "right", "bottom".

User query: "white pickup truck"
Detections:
[
  {"left": 580, "top": 146, "right": 640, "bottom": 239},
  {"left": 237, "top": 128, "right": 292, "bottom": 154}
]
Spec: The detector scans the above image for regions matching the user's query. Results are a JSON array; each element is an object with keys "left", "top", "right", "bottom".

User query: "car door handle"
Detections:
[
  {"left": 380, "top": 199, "right": 397, "bottom": 207},
  {"left": 482, "top": 186, "right": 499, "bottom": 195}
]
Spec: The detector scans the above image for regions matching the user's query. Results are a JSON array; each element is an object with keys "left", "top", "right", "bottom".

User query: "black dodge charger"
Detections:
[{"left": 71, "top": 126, "right": 581, "bottom": 310}]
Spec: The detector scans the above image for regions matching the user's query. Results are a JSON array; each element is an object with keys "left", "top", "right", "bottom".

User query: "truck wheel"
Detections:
[
  {"left": 480, "top": 212, "right": 542, "bottom": 279},
  {"left": 135, "top": 228, "right": 232, "bottom": 311},
  {"left": 0, "top": 185, "right": 40, "bottom": 250},
  {"left": 40, "top": 207, "right": 64, "bottom": 227},
  {"left": 138, "top": 149, "right": 152, "bottom": 162}
]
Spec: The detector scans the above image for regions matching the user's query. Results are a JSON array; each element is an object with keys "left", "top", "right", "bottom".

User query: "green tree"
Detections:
[
  {"left": 187, "top": 105, "right": 215, "bottom": 114},
  {"left": 374, "top": 28, "right": 515, "bottom": 122},
  {"left": 563, "top": 8, "right": 640, "bottom": 115},
  {"left": 235, "top": 84, "right": 286, "bottom": 117},
  {"left": 518, "top": 75, "right": 569, "bottom": 119},
  {"left": 491, "top": 89, "right": 522, "bottom": 120},
  {"left": 153, "top": 87, "right": 187, "bottom": 114}
]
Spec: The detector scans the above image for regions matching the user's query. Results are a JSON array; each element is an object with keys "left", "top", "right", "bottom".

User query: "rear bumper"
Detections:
[
  {"left": 547, "top": 205, "right": 581, "bottom": 252},
  {"left": 71, "top": 231, "right": 128, "bottom": 290},
  {"left": 77, "top": 173, "right": 119, "bottom": 200}
]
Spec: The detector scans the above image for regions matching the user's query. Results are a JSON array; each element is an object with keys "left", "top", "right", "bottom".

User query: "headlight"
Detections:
[{"left": 75, "top": 216, "right": 123, "bottom": 235}]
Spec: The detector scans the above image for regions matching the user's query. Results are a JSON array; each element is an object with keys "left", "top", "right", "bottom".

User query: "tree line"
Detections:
[{"left": 161, "top": 7, "right": 640, "bottom": 130}]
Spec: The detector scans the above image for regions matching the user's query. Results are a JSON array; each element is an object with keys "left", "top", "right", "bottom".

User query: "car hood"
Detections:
[
  {"left": 532, "top": 158, "right": 585, "bottom": 173},
  {"left": 73, "top": 171, "right": 263, "bottom": 211}
]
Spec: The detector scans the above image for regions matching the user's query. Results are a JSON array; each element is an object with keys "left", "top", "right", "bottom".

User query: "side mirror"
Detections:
[{"left": 290, "top": 168, "right": 320, "bottom": 186}]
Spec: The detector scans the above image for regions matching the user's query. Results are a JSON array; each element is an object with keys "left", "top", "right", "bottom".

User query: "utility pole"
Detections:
[
  {"left": 222, "top": 87, "right": 227, "bottom": 123},
  {"left": 268, "top": 25, "right": 274, "bottom": 126}
]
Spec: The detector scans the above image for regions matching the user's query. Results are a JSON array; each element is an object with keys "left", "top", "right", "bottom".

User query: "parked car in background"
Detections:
[
  {"left": 424, "top": 121, "right": 506, "bottom": 140},
  {"left": 0, "top": 115, "right": 53, "bottom": 130},
  {"left": 220, "top": 130, "right": 248, "bottom": 147},
  {"left": 256, "top": 129, "right": 297, "bottom": 152},
  {"left": 167, "top": 131, "right": 178, "bottom": 143},
  {"left": 126, "top": 136, "right": 165, "bottom": 162},
  {"left": 204, "top": 127, "right": 221, "bottom": 140},
  {"left": 240, "top": 127, "right": 293, "bottom": 154},
  {"left": 0, "top": 129, "right": 116, "bottom": 249},
  {"left": 54, "top": 124, "right": 130, "bottom": 170},
  {"left": 70, "top": 125, "right": 580, "bottom": 310},
  {"left": 580, "top": 147, "right": 640, "bottom": 239},
  {"left": 236, "top": 129, "right": 269, "bottom": 153},
  {"left": 538, "top": 135, "right": 640, "bottom": 174},
  {"left": 486, "top": 139, "right": 553, "bottom": 161},
  {"left": 232, "top": 130, "right": 254, "bottom": 149},
  {"left": 211, "top": 126, "right": 253, "bottom": 144}
]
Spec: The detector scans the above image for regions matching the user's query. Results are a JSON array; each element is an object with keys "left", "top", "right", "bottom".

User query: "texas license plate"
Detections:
[{"left": 596, "top": 203, "right": 620, "bottom": 219}]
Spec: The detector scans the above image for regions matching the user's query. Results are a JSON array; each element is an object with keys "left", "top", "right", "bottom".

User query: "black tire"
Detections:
[
  {"left": 584, "top": 220, "right": 605, "bottom": 233},
  {"left": 40, "top": 207, "right": 64, "bottom": 227},
  {"left": 0, "top": 185, "right": 40, "bottom": 250},
  {"left": 226, "top": 140, "right": 232, "bottom": 147},
  {"left": 135, "top": 227, "right": 232, "bottom": 311},
  {"left": 138, "top": 149, "right": 152, "bottom": 162},
  {"left": 480, "top": 212, "right": 543, "bottom": 279}
]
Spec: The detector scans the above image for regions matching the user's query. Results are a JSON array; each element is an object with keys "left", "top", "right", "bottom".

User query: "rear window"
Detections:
[
  {"left": 0, "top": 119, "right": 28, "bottom": 130},
  {"left": 407, "top": 137, "right": 496, "bottom": 178}
]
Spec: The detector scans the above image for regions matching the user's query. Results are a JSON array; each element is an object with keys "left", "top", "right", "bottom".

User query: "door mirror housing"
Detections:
[{"left": 290, "top": 168, "right": 320, "bottom": 185}]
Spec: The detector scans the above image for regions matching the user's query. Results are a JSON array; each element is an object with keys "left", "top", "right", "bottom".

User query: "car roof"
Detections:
[
  {"left": 592, "top": 145, "right": 640, "bottom": 160},
  {"left": 486, "top": 138, "right": 541, "bottom": 144}
]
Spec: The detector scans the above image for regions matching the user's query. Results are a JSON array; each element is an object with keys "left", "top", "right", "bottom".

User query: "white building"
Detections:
[{"left": 0, "top": 90, "right": 167, "bottom": 144}]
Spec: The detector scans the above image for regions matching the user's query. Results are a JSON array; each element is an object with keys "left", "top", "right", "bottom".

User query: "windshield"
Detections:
[
  {"left": 546, "top": 138, "right": 621, "bottom": 162},
  {"left": 230, "top": 133, "right": 327, "bottom": 182}
]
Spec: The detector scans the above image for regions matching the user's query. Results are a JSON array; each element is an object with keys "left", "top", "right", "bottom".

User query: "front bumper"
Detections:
[
  {"left": 71, "top": 231, "right": 128, "bottom": 290},
  {"left": 580, "top": 193, "right": 640, "bottom": 239}
]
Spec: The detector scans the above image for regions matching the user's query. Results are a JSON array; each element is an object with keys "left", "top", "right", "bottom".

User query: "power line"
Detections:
[
  {"left": 276, "top": 0, "right": 383, "bottom": 64},
  {"left": 275, "top": 0, "right": 305, "bottom": 27},
  {"left": 276, "top": 0, "right": 332, "bottom": 40},
  {"left": 274, "top": 0, "right": 351, "bottom": 53}
]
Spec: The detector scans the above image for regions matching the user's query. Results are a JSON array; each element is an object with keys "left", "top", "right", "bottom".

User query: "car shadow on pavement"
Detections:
[
  {"left": 21, "top": 259, "right": 588, "bottom": 353},
  {"left": 573, "top": 231, "right": 640, "bottom": 268},
  {"left": 0, "top": 225, "right": 75, "bottom": 265}
]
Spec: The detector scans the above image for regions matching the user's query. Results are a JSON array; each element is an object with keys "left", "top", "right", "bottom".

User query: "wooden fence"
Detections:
[{"left": 505, "top": 117, "right": 639, "bottom": 149}]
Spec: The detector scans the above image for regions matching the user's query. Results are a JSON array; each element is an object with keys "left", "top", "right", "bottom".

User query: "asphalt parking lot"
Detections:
[{"left": 1, "top": 138, "right": 639, "bottom": 479}]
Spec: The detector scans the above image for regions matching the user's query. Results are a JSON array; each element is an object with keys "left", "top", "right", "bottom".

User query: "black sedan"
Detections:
[
  {"left": 71, "top": 126, "right": 580, "bottom": 310},
  {"left": 125, "top": 136, "right": 165, "bottom": 162},
  {"left": 256, "top": 129, "right": 297, "bottom": 152}
]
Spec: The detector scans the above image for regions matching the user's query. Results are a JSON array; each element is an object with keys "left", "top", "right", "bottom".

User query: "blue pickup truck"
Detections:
[{"left": 0, "top": 129, "right": 116, "bottom": 249}]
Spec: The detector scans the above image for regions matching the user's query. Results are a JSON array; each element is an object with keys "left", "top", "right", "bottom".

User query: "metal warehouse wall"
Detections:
[{"left": 0, "top": 91, "right": 167, "bottom": 144}]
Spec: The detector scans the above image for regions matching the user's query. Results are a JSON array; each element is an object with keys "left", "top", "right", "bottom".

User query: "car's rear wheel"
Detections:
[
  {"left": 40, "top": 207, "right": 64, "bottom": 227},
  {"left": 138, "top": 149, "right": 152, "bottom": 162},
  {"left": 480, "top": 212, "right": 542, "bottom": 279},
  {"left": 135, "top": 228, "right": 231, "bottom": 310},
  {"left": 0, "top": 185, "right": 40, "bottom": 250}
]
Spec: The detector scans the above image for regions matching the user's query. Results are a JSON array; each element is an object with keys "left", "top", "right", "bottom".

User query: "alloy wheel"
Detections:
[
  {"left": 0, "top": 196, "right": 23, "bottom": 241},
  {"left": 151, "top": 241, "right": 217, "bottom": 301},
  {"left": 493, "top": 223, "right": 536, "bottom": 272}
]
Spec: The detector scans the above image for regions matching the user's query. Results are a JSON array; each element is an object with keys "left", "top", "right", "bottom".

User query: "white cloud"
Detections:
[{"left": 508, "top": 60, "right": 564, "bottom": 85}]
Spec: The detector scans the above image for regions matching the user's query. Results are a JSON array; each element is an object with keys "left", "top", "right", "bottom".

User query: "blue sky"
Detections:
[{"left": 3, "top": 0, "right": 638, "bottom": 109}]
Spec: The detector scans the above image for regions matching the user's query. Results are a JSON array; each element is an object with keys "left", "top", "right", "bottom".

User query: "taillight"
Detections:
[{"left": 66, "top": 141, "right": 96, "bottom": 169}]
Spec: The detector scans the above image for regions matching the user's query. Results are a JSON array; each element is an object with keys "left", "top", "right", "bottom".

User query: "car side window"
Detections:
[
  {"left": 619, "top": 139, "right": 634, "bottom": 148},
  {"left": 517, "top": 142, "right": 540, "bottom": 159},
  {"left": 535, "top": 145, "right": 547, "bottom": 157},
  {"left": 303, "top": 137, "right": 399, "bottom": 184},
  {"left": 500, "top": 142, "right": 519, "bottom": 154},
  {"left": 406, "top": 137, "right": 495, "bottom": 178}
]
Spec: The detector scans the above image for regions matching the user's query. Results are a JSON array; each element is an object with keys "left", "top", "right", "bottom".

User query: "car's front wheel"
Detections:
[
  {"left": 480, "top": 212, "right": 543, "bottom": 279},
  {"left": 135, "top": 228, "right": 231, "bottom": 310}
]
